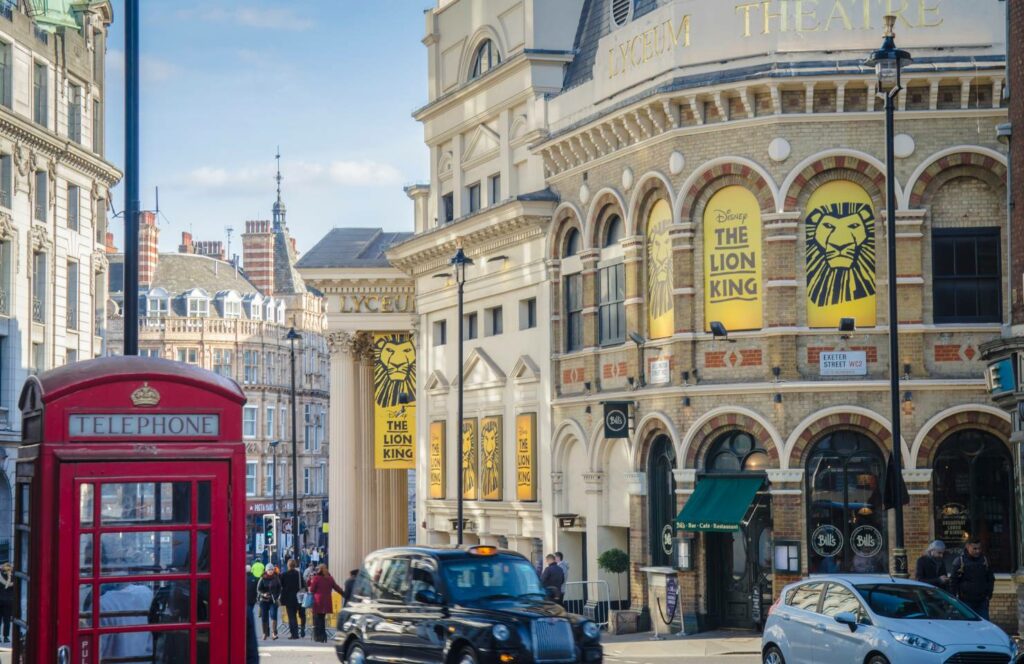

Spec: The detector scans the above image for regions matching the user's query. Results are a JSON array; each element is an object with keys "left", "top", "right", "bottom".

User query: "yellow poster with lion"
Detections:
[
  {"left": 373, "top": 333, "right": 416, "bottom": 470},
  {"left": 703, "top": 186, "right": 763, "bottom": 331},
  {"left": 646, "top": 199, "right": 675, "bottom": 339},
  {"left": 804, "top": 181, "right": 877, "bottom": 328},
  {"left": 479, "top": 416, "right": 502, "bottom": 501},
  {"left": 462, "top": 419, "right": 478, "bottom": 500}
]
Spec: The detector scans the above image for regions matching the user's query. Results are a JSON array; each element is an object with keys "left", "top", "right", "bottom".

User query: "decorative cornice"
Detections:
[
  {"left": 327, "top": 331, "right": 356, "bottom": 356},
  {"left": 0, "top": 210, "right": 13, "bottom": 242},
  {"left": 0, "top": 113, "right": 121, "bottom": 186},
  {"left": 29, "top": 223, "right": 52, "bottom": 253}
]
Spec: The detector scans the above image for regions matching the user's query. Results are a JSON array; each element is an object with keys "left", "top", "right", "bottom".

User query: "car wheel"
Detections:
[
  {"left": 763, "top": 646, "right": 785, "bottom": 664},
  {"left": 346, "top": 642, "right": 367, "bottom": 664},
  {"left": 458, "top": 647, "right": 479, "bottom": 664},
  {"left": 867, "top": 656, "right": 890, "bottom": 664}
]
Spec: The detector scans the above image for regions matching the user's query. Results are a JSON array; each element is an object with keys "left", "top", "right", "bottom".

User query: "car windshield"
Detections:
[
  {"left": 854, "top": 584, "right": 980, "bottom": 621},
  {"left": 441, "top": 556, "right": 545, "bottom": 603}
]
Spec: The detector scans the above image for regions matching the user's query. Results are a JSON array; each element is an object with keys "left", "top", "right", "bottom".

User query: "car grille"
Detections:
[
  {"left": 531, "top": 618, "right": 575, "bottom": 663},
  {"left": 944, "top": 653, "right": 1010, "bottom": 664}
]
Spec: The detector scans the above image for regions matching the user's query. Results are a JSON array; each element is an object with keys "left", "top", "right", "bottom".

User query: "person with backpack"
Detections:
[
  {"left": 257, "top": 566, "right": 283, "bottom": 640},
  {"left": 950, "top": 538, "right": 995, "bottom": 619}
]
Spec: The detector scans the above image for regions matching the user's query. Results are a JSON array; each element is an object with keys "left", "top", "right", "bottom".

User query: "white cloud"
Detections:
[
  {"left": 180, "top": 6, "right": 313, "bottom": 31},
  {"left": 107, "top": 49, "right": 181, "bottom": 83},
  {"left": 180, "top": 159, "right": 404, "bottom": 194}
]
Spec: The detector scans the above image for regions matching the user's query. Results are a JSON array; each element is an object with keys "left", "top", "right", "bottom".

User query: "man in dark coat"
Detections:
[
  {"left": 246, "top": 566, "right": 259, "bottom": 609},
  {"left": 540, "top": 555, "right": 565, "bottom": 602},
  {"left": 342, "top": 569, "right": 358, "bottom": 608},
  {"left": 914, "top": 540, "right": 948, "bottom": 588},
  {"left": 950, "top": 539, "right": 995, "bottom": 619}
]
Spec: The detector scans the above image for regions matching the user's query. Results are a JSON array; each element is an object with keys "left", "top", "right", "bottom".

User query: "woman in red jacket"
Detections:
[{"left": 307, "top": 564, "right": 343, "bottom": 643}]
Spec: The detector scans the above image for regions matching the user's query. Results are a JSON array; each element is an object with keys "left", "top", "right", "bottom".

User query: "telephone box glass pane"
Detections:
[
  {"left": 80, "top": 484, "right": 94, "bottom": 525},
  {"left": 197, "top": 531, "right": 210, "bottom": 572},
  {"left": 17, "top": 534, "right": 28, "bottom": 573},
  {"left": 80, "top": 534, "right": 93, "bottom": 576},
  {"left": 197, "top": 481, "right": 211, "bottom": 524},
  {"left": 100, "top": 482, "right": 191, "bottom": 525},
  {"left": 79, "top": 583, "right": 92, "bottom": 627},
  {"left": 99, "top": 531, "right": 192, "bottom": 575},
  {"left": 17, "top": 483, "right": 28, "bottom": 525},
  {"left": 198, "top": 579, "right": 210, "bottom": 621},
  {"left": 99, "top": 630, "right": 191, "bottom": 663},
  {"left": 197, "top": 629, "right": 210, "bottom": 663},
  {"left": 98, "top": 580, "right": 191, "bottom": 623}
]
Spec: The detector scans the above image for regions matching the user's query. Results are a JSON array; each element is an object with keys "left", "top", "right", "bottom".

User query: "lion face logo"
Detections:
[
  {"left": 462, "top": 422, "right": 477, "bottom": 498},
  {"left": 647, "top": 218, "right": 673, "bottom": 319},
  {"left": 374, "top": 336, "right": 416, "bottom": 408},
  {"left": 806, "top": 202, "right": 876, "bottom": 307},
  {"left": 480, "top": 419, "right": 501, "bottom": 499}
]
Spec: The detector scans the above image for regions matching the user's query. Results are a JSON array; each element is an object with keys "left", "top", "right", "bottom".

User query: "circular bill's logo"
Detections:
[
  {"left": 851, "top": 525, "right": 883, "bottom": 558},
  {"left": 811, "top": 524, "right": 844, "bottom": 558},
  {"left": 662, "top": 524, "right": 674, "bottom": 556},
  {"left": 606, "top": 410, "right": 627, "bottom": 434}
]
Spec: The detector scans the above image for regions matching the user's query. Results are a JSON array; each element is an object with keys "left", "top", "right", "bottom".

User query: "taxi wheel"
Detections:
[
  {"left": 867, "top": 656, "right": 890, "bottom": 664},
  {"left": 762, "top": 646, "right": 785, "bottom": 664},
  {"left": 457, "top": 647, "right": 479, "bottom": 664},
  {"left": 346, "top": 642, "right": 367, "bottom": 664}
]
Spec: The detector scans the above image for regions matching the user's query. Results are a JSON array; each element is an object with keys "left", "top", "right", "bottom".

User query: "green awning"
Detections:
[{"left": 676, "top": 476, "right": 764, "bottom": 532}]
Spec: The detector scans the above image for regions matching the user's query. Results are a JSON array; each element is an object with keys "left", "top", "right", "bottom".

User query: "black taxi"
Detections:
[{"left": 335, "top": 546, "right": 603, "bottom": 664}]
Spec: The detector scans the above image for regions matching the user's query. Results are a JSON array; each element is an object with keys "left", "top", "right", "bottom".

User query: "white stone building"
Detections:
[{"left": 0, "top": 2, "right": 120, "bottom": 561}]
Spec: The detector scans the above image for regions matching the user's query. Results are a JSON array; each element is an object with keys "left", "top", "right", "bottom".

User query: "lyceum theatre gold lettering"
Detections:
[
  {"left": 735, "top": 0, "right": 943, "bottom": 37},
  {"left": 608, "top": 15, "right": 691, "bottom": 80}
]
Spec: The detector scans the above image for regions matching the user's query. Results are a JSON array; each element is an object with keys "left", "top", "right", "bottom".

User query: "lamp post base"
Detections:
[{"left": 893, "top": 548, "right": 909, "bottom": 578}]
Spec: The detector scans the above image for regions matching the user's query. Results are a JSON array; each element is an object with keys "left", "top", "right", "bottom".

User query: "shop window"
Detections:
[
  {"left": 805, "top": 431, "right": 886, "bottom": 574},
  {"left": 706, "top": 431, "right": 769, "bottom": 472},
  {"left": 932, "top": 430, "right": 1016, "bottom": 572},
  {"left": 932, "top": 228, "right": 1000, "bottom": 324},
  {"left": 647, "top": 435, "right": 676, "bottom": 568}
]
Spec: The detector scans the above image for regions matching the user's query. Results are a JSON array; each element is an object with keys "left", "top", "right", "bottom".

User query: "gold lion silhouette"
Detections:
[
  {"left": 805, "top": 202, "right": 876, "bottom": 307},
  {"left": 480, "top": 419, "right": 501, "bottom": 499},
  {"left": 374, "top": 335, "right": 416, "bottom": 408}
]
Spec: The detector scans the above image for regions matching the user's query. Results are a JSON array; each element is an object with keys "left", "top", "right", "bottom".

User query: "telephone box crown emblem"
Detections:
[{"left": 131, "top": 382, "right": 160, "bottom": 407}]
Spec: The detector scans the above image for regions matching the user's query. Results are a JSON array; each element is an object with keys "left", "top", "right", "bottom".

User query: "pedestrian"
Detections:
[
  {"left": 915, "top": 540, "right": 949, "bottom": 589},
  {"left": 279, "top": 559, "right": 306, "bottom": 639},
  {"left": 555, "top": 551, "right": 569, "bottom": 599},
  {"left": 257, "top": 566, "right": 282, "bottom": 640},
  {"left": 540, "top": 555, "right": 564, "bottom": 603},
  {"left": 245, "top": 596, "right": 259, "bottom": 664},
  {"left": 0, "top": 562, "right": 13, "bottom": 643},
  {"left": 342, "top": 569, "right": 358, "bottom": 608},
  {"left": 950, "top": 538, "right": 995, "bottom": 619},
  {"left": 303, "top": 562, "right": 316, "bottom": 585},
  {"left": 246, "top": 566, "right": 259, "bottom": 613},
  {"left": 307, "top": 563, "right": 343, "bottom": 643}
]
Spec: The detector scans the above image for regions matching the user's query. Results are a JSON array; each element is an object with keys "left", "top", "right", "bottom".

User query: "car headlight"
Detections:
[
  {"left": 492, "top": 624, "right": 511, "bottom": 642},
  {"left": 581, "top": 621, "right": 601, "bottom": 639},
  {"left": 890, "top": 632, "right": 945, "bottom": 653}
]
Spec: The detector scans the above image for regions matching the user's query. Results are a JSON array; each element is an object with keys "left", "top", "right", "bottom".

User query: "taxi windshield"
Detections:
[
  {"left": 441, "top": 557, "right": 545, "bottom": 603},
  {"left": 854, "top": 584, "right": 980, "bottom": 621}
]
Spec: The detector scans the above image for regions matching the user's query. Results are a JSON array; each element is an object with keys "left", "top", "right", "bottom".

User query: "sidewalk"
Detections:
[{"left": 603, "top": 630, "right": 762, "bottom": 659}]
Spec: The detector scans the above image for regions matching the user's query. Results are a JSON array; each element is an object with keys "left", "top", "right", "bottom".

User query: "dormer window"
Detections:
[
  {"left": 276, "top": 301, "right": 286, "bottom": 324},
  {"left": 244, "top": 294, "right": 264, "bottom": 320},
  {"left": 146, "top": 287, "right": 169, "bottom": 317},
  {"left": 263, "top": 297, "right": 274, "bottom": 322},
  {"left": 470, "top": 39, "right": 500, "bottom": 80},
  {"left": 185, "top": 288, "right": 210, "bottom": 318},
  {"left": 217, "top": 290, "right": 242, "bottom": 319}
]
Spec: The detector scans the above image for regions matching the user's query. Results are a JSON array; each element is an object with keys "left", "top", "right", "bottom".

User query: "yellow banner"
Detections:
[
  {"left": 480, "top": 416, "right": 503, "bottom": 501},
  {"left": 646, "top": 199, "right": 675, "bottom": 339},
  {"left": 373, "top": 333, "right": 416, "bottom": 470},
  {"left": 515, "top": 413, "right": 537, "bottom": 502},
  {"left": 429, "top": 421, "right": 445, "bottom": 499},
  {"left": 462, "top": 419, "right": 478, "bottom": 500},
  {"left": 704, "top": 186, "right": 763, "bottom": 331},
  {"left": 805, "top": 180, "right": 877, "bottom": 328}
]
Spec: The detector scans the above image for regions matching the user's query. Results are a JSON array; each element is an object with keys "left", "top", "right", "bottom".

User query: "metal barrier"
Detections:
[{"left": 562, "top": 580, "right": 611, "bottom": 629}]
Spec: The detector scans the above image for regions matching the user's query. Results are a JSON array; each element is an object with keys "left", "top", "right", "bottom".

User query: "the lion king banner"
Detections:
[
  {"left": 429, "top": 421, "right": 445, "bottom": 499},
  {"left": 462, "top": 418, "right": 478, "bottom": 500},
  {"left": 804, "top": 180, "right": 877, "bottom": 328},
  {"left": 515, "top": 413, "right": 537, "bottom": 502},
  {"left": 646, "top": 199, "right": 675, "bottom": 339},
  {"left": 373, "top": 333, "right": 416, "bottom": 470},
  {"left": 479, "top": 415, "right": 503, "bottom": 501},
  {"left": 703, "top": 186, "right": 763, "bottom": 331}
]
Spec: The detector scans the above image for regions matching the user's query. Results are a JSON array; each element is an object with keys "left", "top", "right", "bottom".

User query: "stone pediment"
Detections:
[
  {"left": 462, "top": 124, "right": 500, "bottom": 165},
  {"left": 510, "top": 355, "right": 540, "bottom": 384},
  {"left": 425, "top": 370, "right": 450, "bottom": 395},
  {"left": 455, "top": 348, "right": 506, "bottom": 390}
]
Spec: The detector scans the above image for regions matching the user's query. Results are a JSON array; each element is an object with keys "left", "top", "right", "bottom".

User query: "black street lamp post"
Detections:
[
  {"left": 287, "top": 327, "right": 302, "bottom": 558},
  {"left": 270, "top": 440, "right": 280, "bottom": 519},
  {"left": 867, "top": 14, "right": 912, "bottom": 577},
  {"left": 451, "top": 240, "right": 473, "bottom": 546}
]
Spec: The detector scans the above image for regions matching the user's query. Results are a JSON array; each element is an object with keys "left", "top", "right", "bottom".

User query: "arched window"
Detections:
[
  {"left": 806, "top": 431, "right": 886, "bottom": 574},
  {"left": 563, "top": 227, "right": 583, "bottom": 352},
  {"left": 706, "top": 431, "right": 769, "bottom": 472},
  {"left": 599, "top": 215, "right": 625, "bottom": 345},
  {"left": 647, "top": 435, "right": 676, "bottom": 567},
  {"left": 470, "top": 39, "right": 500, "bottom": 80},
  {"left": 563, "top": 228, "right": 581, "bottom": 258},
  {"left": 933, "top": 430, "right": 1016, "bottom": 572}
]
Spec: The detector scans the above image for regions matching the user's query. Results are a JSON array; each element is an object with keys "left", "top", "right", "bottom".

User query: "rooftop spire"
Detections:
[{"left": 273, "top": 146, "right": 286, "bottom": 230}]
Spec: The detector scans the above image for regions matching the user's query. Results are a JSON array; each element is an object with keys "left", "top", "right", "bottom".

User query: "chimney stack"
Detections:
[
  {"left": 105, "top": 232, "right": 118, "bottom": 253},
  {"left": 194, "top": 240, "right": 226, "bottom": 261},
  {"left": 178, "top": 232, "right": 195, "bottom": 254},
  {"left": 139, "top": 211, "right": 159, "bottom": 289},
  {"left": 242, "top": 220, "right": 274, "bottom": 295}
]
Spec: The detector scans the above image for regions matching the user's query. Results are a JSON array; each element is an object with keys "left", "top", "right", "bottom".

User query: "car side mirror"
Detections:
[
  {"left": 834, "top": 611, "right": 858, "bottom": 632},
  {"left": 415, "top": 589, "right": 443, "bottom": 605}
]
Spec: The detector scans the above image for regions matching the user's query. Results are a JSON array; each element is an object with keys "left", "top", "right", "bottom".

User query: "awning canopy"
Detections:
[{"left": 676, "top": 475, "right": 764, "bottom": 532}]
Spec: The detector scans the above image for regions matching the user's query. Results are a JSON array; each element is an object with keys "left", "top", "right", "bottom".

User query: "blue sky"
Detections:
[{"left": 105, "top": 0, "right": 429, "bottom": 255}]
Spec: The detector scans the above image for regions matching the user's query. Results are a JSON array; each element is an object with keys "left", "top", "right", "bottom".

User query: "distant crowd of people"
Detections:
[{"left": 539, "top": 551, "right": 569, "bottom": 603}]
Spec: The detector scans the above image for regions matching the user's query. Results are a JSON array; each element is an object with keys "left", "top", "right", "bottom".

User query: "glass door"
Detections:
[{"left": 59, "top": 462, "right": 229, "bottom": 664}]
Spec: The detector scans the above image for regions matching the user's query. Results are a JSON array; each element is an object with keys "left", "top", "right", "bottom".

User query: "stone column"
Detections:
[{"left": 327, "top": 332, "right": 361, "bottom": 574}]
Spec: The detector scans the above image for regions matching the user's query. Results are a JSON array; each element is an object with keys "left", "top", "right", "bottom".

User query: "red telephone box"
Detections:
[{"left": 13, "top": 356, "right": 248, "bottom": 664}]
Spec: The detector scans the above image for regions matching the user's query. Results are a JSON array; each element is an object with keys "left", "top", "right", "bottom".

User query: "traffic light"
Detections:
[{"left": 263, "top": 514, "right": 278, "bottom": 548}]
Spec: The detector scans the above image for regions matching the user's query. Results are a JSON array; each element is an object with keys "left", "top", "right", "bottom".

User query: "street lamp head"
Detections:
[
  {"left": 270, "top": 440, "right": 280, "bottom": 449},
  {"left": 866, "top": 15, "right": 912, "bottom": 94},
  {"left": 450, "top": 240, "right": 475, "bottom": 285},
  {"left": 629, "top": 331, "right": 645, "bottom": 346},
  {"left": 709, "top": 321, "right": 728, "bottom": 338},
  {"left": 286, "top": 327, "right": 301, "bottom": 342}
]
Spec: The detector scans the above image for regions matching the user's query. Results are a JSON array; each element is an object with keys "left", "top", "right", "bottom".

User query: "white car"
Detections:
[{"left": 762, "top": 575, "right": 1017, "bottom": 664}]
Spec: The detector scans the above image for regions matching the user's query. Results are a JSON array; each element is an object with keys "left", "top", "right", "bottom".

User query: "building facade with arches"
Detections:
[{"left": 538, "top": 0, "right": 1017, "bottom": 635}]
